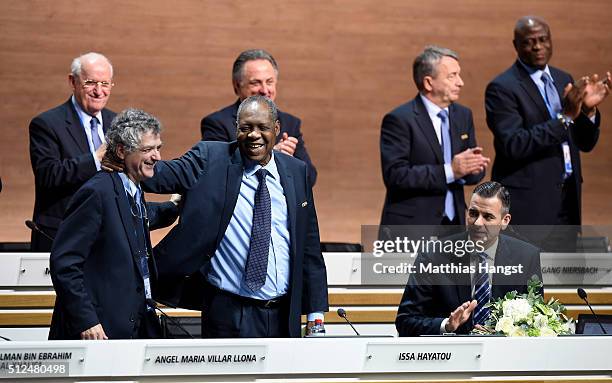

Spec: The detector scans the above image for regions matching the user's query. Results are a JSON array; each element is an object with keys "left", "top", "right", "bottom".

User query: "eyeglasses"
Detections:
[
  {"left": 128, "top": 194, "right": 148, "bottom": 221},
  {"left": 81, "top": 79, "right": 114, "bottom": 90}
]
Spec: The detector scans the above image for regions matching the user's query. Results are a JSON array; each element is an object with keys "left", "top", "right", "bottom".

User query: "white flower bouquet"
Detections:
[{"left": 472, "top": 277, "right": 574, "bottom": 336}]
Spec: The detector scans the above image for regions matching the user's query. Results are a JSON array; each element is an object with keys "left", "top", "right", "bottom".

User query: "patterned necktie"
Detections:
[
  {"left": 541, "top": 72, "right": 573, "bottom": 178},
  {"left": 245, "top": 169, "right": 272, "bottom": 291},
  {"left": 90, "top": 117, "right": 102, "bottom": 150},
  {"left": 473, "top": 252, "right": 491, "bottom": 326},
  {"left": 437, "top": 109, "right": 455, "bottom": 221}
]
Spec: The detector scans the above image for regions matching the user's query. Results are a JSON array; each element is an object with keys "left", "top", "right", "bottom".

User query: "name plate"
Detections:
[
  {"left": 364, "top": 342, "right": 483, "bottom": 372},
  {"left": 0, "top": 346, "right": 85, "bottom": 378},
  {"left": 142, "top": 344, "right": 267, "bottom": 375},
  {"left": 541, "top": 253, "right": 612, "bottom": 285}
]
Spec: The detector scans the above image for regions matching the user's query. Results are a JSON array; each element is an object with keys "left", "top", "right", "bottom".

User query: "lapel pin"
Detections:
[
  {"left": 461, "top": 134, "right": 469, "bottom": 140},
  {"left": 301, "top": 201, "right": 308, "bottom": 207}
]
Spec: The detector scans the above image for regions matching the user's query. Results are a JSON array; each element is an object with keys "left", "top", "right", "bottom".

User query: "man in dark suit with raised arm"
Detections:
[
  {"left": 146, "top": 95, "right": 328, "bottom": 338},
  {"left": 380, "top": 46, "right": 490, "bottom": 228},
  {"left": 396, "top": 182, "right": 542, "bottom": 336},
  {"left": 201, "top": 49, "right": 317, "bottom": 186},
  {"left": 485, "top": 16, "right": 610, "bottom": 227},
  {"left": 29, "top": 52, "right": 116, "bottom": 251},
  {"left": 49, "top": 109, "right": 166, "bottom": 340}
]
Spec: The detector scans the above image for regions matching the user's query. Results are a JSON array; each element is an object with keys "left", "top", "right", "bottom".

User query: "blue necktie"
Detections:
[
  {"left": 437, "top": 110, "right": 455, "bottom": 221},
  {"left": 541, "top": 72, "right": 562, "bottom": 118},
  {"left": 90, "top": 117, "right": 102, "bottom": 150},
  {"left": 541, "top": 72, "right": 573, "bottom": 178},
  {"left": 473, "top": 253, "right": 491, "bottom": 326},
  {"left": 245, "top": 169, "right": 271, "bottom": 291}
]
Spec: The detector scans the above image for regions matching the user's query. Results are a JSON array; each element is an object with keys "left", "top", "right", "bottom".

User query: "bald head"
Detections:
[
  {"left": 513, "top": 16, "right": 553, "bottom": 69},
  {"left": 514, "top": 16, "right": 550, "bottom": 41},
  {"left": 71, "top": 52, "right": 113, "bottom": 78}
]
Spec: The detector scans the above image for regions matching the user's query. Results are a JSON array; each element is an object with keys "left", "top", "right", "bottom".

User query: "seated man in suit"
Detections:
[
  {"left": 380, "top": 46, "right": 490, "bottom": 231},
  {"left": 49, "top": 108, "right": 168, "bottom": 340},
  {"left": 145, "top": 95, "right": 328, "bottom": 338},
  {"left": 201, "top": 49, "right": 317, "bottom": 185},
  {"left": 396, "top": 181, "right": 542, "bottom": 336}
]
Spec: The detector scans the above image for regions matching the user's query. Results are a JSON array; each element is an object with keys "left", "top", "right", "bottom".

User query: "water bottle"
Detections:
[{"left": 309, "top": 319, "right": 326, "bottom": 336}]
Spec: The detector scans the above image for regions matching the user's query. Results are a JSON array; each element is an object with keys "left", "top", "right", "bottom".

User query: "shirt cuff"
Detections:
[
  {"left": 93, "top": 153, "right": 101, "bottom": 171},
  {"left": 307, "top": 312, "right": 324, "bottom": 322},
  {"left": 440, "top": 318, "right": 449, "bottom": 334},
  {"left": 444, "top": 164, "right": 455, "bottom": 184}
]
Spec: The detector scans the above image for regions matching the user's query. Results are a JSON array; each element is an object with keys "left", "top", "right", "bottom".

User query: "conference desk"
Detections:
[{"left": 0, "top": 336, "right": 610, "bottom": 382}]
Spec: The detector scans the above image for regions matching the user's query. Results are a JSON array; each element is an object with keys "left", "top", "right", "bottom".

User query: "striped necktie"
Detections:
[{"left": 473, "top": 252, "right": 491, "bottom": 326}]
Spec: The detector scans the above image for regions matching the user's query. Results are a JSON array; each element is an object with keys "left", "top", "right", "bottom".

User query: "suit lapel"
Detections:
[
  {"left": 215, "top": 147, "right": 244, "bottom": 248},
  {"left": 101, "top": 109, "right": 113, "bottom": 134},
  {"left": 111, "top": 172, "right": 145, "bottom": 278},
  {"left": 63, "top": 99, "right": 90, "bottom": 153},
  {"left": 228, "top": 100, "right": 240, "bottom": 141},
  {"left": 448, "top": 233, "right": 472, "bottom": 302},
  {"left": 514, "top": 61, "right": 551, "bottom": 121},
  {"left": 276, "top": 155, "right": 297, "bottom": 259},
  {"left": 414, "top": 96, "right": 444, "bottom": 164}
]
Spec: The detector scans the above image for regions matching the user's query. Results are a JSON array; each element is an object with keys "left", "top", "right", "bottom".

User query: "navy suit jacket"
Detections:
[
  {"left": 49, "top": 172, "right": 159, "bottom": 339},
  {"left": 29, "top": 99, "right": 115, "bottom": 247},
  {"left": 142, "top": 141, "right": 328, "bottom": 337},
  {"left": 201, "top": 100, "right": 318, "bottom": 186},
  {"left": 396, "top": 233, "right": 542, "bottom": 336},
  {"left": 380, "top": 95, "right": 484, "bottom": 226},
  {"left": 485, "top": 61, "right": 600, "bottom": 225}
]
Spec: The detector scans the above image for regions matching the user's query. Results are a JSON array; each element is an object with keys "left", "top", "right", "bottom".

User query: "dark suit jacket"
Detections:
[
  {"left": 380, "top": 95, "right": 484, "bottom": 226},
  {"left": 485, "top": 61, "right": 600, "bottom": 225},
  {"left": 142, "top": 141, "right": 328, "bottom": 337},
  {"left": 29, "top": 99, "right": 115, "bottom": 249},
  {"left": 201, "top": 100, "right": 318, "bottom": 186},
  {"left": 395, "top": 233, "right": 542, "bottom": 336},
  {"left": 49, "top": 172, "right": 160, "bottom": 339}
]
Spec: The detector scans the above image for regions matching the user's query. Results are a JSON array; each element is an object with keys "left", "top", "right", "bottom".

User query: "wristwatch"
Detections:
[{"left": 556, "top": 113, "right": 574, "bottom": 129}]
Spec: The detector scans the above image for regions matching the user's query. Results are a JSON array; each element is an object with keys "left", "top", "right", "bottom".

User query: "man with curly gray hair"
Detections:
[{"left": 49, "top": 108, "right": 169, "bottom": 340}]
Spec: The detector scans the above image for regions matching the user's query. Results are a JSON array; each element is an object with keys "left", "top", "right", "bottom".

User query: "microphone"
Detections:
[
  {"left": 337, "top": 308, "right": 360, "bottom": 336},
  {"left": 25, "top": 220, "right": 54, "bottom": 242},
  {"left": 577, "top": 288, "right": 608, "bottom": 334},
  {"left": 146, "top": 299, "right": 194, "bottom": 339}
]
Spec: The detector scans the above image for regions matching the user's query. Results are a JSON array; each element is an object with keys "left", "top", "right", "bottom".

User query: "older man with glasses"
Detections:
[{"left": 28, "top": 52, "right": 117, "bottom": 251}]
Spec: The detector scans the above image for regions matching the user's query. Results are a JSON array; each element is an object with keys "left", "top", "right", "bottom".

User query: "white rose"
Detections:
[
  {"left": 495, "top": 316, "right": 515, "bottom": 334},
  {"left": 502, "top": 298, "right": 532, "bottom": 322},
  {"left": 539, "top": 327, "right": 557, "bottom": 337},
  {"left": 509, "top": 327, "right": 527, "bottom": 337},
  {"left": 533, "top": 314, "right": 548, "bottom": 328}
]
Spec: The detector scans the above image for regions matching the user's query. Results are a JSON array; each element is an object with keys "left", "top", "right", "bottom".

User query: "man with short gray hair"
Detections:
[
  {"left": 49, "top": 108, "right": 166, "bottom": 340},
  {"left": 380, "top": 46, "right": 490, "bottom": 228},
  {"left": 29, "top": 52, "right": 116, "bottom": 251},
  {"left": 201, "top": 49, "right": 317, "bottom": 185}
]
